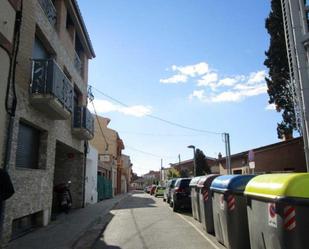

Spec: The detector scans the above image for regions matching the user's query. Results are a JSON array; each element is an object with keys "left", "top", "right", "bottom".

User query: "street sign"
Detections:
[
  {"left": 249, "top": 161, "right": 255, "bottom": 169},
  {"left": 99, "top": 154, "right": 111, "bottom": 162}
]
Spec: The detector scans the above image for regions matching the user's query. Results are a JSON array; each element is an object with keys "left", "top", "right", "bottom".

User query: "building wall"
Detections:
[
  {"left": 219, "top": 138, "right": 306, "bottom": 174},
  {"left": 91, "top": 115, "right": 123, "bottom": 196},
  {"left": 91, "top": 116, "right": 117, "bottom": 157},
  {"left": 85, "top": 145, "right": 98, "bottom": 205},
  {"left": 0, "top": 0, "right": 17, "bottom": 167},
  {"left": 2, "top": 0, "right": 93, "bottom": 242}
]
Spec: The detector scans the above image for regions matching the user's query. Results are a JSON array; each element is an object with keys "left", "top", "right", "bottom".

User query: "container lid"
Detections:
[
  {"left": 197, "top": 174, "right": 220, "bottom": 188},
  {"left": 210, "top": 175, "right": 255, "bottom": 193},
  {"left": 244, "top": 173, "right": 309, "bottom": 199},
  {"left": 189, "top": 176, "right": 202, "bottom": 186}
]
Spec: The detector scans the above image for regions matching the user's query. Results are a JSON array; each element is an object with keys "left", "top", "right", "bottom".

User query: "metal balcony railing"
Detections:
[
  {"left": 38, "top": 0, "right": 57, "bottom": 26},
  {"left": 30, "top": 59, "right": 73, "bottom": 113},
  {"left": 73, "top": 106, "right": 94, "bottom": 136}
]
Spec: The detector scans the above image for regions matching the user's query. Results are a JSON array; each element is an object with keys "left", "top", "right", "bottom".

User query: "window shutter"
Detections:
[{"left": 16, "top": 123, "right": 40, "bottom": 169}]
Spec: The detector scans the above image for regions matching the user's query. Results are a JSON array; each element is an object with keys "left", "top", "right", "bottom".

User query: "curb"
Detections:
[{"left": 72, "top": 194, "right": 130, "bottom": 249}]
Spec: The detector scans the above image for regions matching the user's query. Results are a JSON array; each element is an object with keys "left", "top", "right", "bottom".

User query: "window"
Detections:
[
  {"left": 32, "top": 37, "right": 49, "bottom": 59},
  {"left": 12, "top": 211, "right": 43, "bottom": 239},
  {"left": 66, "top": 11, "right": 74, "bottom": 40},
  {"left": 15, "top": 122, "right": 41, "bottom": 169}
]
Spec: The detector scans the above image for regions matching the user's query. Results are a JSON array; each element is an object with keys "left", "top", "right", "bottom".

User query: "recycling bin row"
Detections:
[{"left": 189, "top": 173, "right": 309, "bottom": 249}]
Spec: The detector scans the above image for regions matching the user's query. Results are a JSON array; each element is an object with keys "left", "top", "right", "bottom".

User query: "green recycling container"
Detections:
[
  {"left": 189, "top": 176, "right": 202, "bottom": 221},
  {"left": 244, "top": 173, "right": 309, "bottom": 249}
]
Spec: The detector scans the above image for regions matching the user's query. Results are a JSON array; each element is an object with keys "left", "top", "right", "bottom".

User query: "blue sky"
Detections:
[{"left": 79, "top": 0, "right": 283, "bottom": 175}]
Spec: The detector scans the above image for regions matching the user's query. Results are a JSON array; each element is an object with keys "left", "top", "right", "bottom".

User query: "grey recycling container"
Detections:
[
  {"left": 244, "top": 173, "right": 309, "bottom": 249},
  {"left": 210, "top": 174, "right": 255, "bottom": 249},
  {"left": 189, "top": 176, "right": 202, "bottom": 221},
  {"left": 197, "top": 174, "right": 219, "bottom": 234}
]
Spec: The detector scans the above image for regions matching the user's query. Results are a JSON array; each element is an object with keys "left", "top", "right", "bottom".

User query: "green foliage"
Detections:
[
  {"left": 264, "top": 0, "right": 297, "bottom": 138},
  {"left": 179, "top": 169, "right": 190, "bottom": 177},
  {"left": 167, "top": 167, "right": 180, "bottom": 179},
  {"left": 195, "top": 148, "right": 211, "bottom": 176}
]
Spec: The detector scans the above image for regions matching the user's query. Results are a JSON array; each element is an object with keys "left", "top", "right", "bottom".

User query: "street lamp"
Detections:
[{"left": 187, "top": 145, "right": 196, "bottom": 177}]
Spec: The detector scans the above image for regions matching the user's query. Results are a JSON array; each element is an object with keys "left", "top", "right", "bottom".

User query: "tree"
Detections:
[
  {"left": 195, "top": 149, "right": 211, "bottom": 176},
  {"left": 179, "top": 169, "right": 189, "bottom": 177},
  {"left": 167, "top": 167, "right": 180, "bottom": 179},
  {"left": 264, "top": 0, "right": 298, "bottom": 138}
]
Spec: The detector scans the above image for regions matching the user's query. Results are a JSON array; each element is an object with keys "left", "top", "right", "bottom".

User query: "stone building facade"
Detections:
[{"left": 0, "top": 0, "right": 95, "bottom": 243}]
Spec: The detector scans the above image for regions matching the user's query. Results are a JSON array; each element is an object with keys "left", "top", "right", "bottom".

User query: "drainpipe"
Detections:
[{"left": 82, "top": 140, "right": 88, "bottom": 208}]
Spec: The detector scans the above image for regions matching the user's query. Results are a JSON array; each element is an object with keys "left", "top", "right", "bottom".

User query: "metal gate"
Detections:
[{"left": 97, "top": 175, "right": 112, "bottom": 200}]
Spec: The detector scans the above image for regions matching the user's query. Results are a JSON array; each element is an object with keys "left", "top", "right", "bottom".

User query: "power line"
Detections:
[
  {"left": 125, "top": 145, "right": 174, "bottom": 159},
  {"left": 118, "top": 131, "right": 205, "bottom": 137},
  {"left": 90, "top": 86, "right": 222, "bottom": 135},
  {"left": 89, "top": 97, "right": 109, "bottom": 151}
]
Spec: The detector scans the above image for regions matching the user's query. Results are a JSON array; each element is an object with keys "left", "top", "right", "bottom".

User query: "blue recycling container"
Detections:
[{"left": 210, "top": 175, "right": 255, "bottom": 249}]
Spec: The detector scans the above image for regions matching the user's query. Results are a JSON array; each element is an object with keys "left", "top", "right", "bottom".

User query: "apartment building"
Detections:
[
  {"left": 1, "top": 0, "right": 95, "bottom": 242},
  {"left": 90, "top": 115, "right": 125, "bottom": 196}
]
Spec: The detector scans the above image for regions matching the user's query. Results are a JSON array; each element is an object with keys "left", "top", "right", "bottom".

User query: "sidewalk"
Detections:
[{"left": 7, "top": 193, "right": 129, "bottom": 249}]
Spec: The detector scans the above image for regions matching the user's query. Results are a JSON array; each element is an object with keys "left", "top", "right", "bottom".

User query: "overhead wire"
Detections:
[
  {"left": 89, "top": 97, "right": 109, "bottom": 151},
  {"left": 90, "top": 86, "right": 222, "bottom": 135},
  {"left": 89, "top": 93, "right": 174, "bottom": 159}
]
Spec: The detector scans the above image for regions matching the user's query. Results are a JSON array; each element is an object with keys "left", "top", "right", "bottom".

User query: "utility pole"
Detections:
[
  {"left": 224, "top": 133, "right": 231, "bottom": 174},
  {"left": 160, "top": 158, "right": 163, "bottom": 184},
  {"left": 281, "top": 0, "right": 309, "bottom": 171},
  {"left": 178, "top": 154, "right": 181, "bottom": 165},
  {"left": 187, "top": 145, "right": 196, "bottom": 177}
]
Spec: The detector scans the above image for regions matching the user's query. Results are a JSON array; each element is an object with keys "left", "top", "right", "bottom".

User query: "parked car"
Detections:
[
  {"left": 154, "top": 186, "right": 165, "bottom": 197},
  {"left": 170, "top": 178, "right": 192, "bottom": 212},
  {"left": 146, "top": 185, "right": 152, "bottom": 193},
  {"left": 150, "top": 185, "right": 157, "bottom": 195},
  {"left": 163, "top": 178, "right": 177, "bottom": 203}
]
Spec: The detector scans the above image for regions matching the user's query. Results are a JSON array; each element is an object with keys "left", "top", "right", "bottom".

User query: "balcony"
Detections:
[
  {"left": 30, "top": 59, "right": 73, "bottom": 120},
  {"left": 38, "top": 0, "right": 57, "bottom": 26},
  {"left": 74, "top": 51, "right": 82, "bottom": 75},
  {"left": 72, "top": 106, "right": 94, "bottom": 140}
]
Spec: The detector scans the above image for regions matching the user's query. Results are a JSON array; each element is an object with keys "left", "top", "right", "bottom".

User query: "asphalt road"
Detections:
[{"left": 93, "top": 191, "right": 225, "bottom": 249}]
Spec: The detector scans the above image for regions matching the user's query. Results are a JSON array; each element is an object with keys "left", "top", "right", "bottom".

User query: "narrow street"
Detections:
[{"left": 93, "top": 191, "right": 225, "bottom": 249}]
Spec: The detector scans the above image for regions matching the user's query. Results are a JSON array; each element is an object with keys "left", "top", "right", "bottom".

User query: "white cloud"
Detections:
[
  {"left": 247, "top": 70, "right": 266, "bottom": 84},
  {"left": 197, "top": 72, "right": 218, "bottom": 87},
  {"left": 161, "top": 62, "right": 268, "bottom": 103},
  {"left": 189, "top": 90, "right": 205, "bottom": 101},
  {"left": 160, "top": 62, "right": 210, "bottom": 84},
  {"left": 265, "top": 103, "right": 276, "bottom": 111},
  {"left": 218, "top": 77, "right": 239, "bottom": 87},
  {"left": 120, "top": 105, "right": 152, "bottom": 117},
  {"left": 89, "top": 99, "right": 152, "bottom": 117},
  {"left": 172, "top": 62, "right": 210, "bottom": 77},
  {"left": 189, "top": 70, "right": 268, "bottom": 103},
  {"left": 160, "top": 74, "right": 188, "bottom": 84}
]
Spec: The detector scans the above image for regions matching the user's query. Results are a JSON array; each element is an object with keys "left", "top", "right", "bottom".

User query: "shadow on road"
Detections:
[
  {"left": 92, "top": 239, "right": 122, "bottom": 249},
  {"left": 113, "top": 194, "right": 156, "bottom": 210}
]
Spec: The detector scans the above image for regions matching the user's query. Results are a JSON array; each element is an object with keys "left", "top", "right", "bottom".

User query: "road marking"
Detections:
[{"left": 176, "top": 213, "right": 221, "bottom": 249}]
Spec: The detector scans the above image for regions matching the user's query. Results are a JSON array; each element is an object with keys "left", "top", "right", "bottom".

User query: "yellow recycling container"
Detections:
[{"left": 244, "top": 173, "right": 309, "bottom": 249}]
